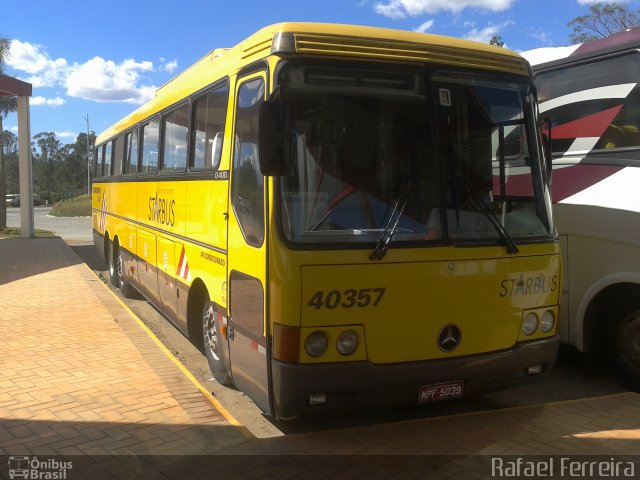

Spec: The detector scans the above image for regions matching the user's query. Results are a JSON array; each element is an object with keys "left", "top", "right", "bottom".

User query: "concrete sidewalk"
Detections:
[
  {"left": 1, "top": 236, "right": 639, "bottom": 479},
  {"left": 0, "top": 237, "right": 251, "bottom": 456}
]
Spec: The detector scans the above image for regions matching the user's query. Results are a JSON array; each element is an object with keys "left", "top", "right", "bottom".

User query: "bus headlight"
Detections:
[
  {"left": 305, "top": 331, "right": 328, "bottom": 358},
  {"left": 522, "top": 313, "right": 538, "bottom": 336},
  {"left": 540, "top": 310, "right": 555, "bottom": 333},
  {"left": 336, "top": 330, "right": 358, "bottom": 356}
]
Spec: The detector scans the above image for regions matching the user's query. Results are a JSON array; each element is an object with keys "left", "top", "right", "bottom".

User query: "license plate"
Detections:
[{"left": 418, "top": 380, "right": 464, "bottom": 404}]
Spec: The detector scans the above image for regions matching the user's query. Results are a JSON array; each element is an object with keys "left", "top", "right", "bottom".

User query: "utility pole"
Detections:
[{"left": 85, "top": 114, "right": 91, "bottom": 195}]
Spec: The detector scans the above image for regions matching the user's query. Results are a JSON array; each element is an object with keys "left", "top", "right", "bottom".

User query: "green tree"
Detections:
[
  {"left": 1, "top": 130, "right": 18, "bottom": 193},
  {"left": 55, "top": 132, "right": 94, "bottom": 199},
  {"left": 32, "top": 132, "right": 63, "bottom": 202},
  {"left": 0, "top": 36, "right": 17, "bottom": 228},
  {"left": 568, "top": 2, "right": 640, "bottom": 44},
  {"left": 489, "top": 35, "right": 505, "bottom": 47}
]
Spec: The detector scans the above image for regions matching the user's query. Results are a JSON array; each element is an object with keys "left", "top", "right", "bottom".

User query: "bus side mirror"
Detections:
[
  {"left": 258, "top": 100, "right": 289, "bottom": 176},
  {"left": 539, "top": 116, "right": 553, "bottom": 180}
]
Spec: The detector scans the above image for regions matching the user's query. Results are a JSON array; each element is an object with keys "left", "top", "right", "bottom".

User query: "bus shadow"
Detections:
[{"left": 69, "top": 243, "right": 107, "bottom": 271}]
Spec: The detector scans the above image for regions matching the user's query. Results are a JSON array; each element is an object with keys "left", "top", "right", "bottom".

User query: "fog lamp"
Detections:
[
  {"left": 528, "top": 364, "right": 543, "bottom": 375},
  {"left": 308, "top": 393, "right": 327, "bottom": 406}
]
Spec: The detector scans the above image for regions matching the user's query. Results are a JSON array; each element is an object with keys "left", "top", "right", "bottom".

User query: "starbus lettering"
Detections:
[
  {"left": 499, "top": 273, "right": 558, "bottom": 297},
  {"left": 148, "top": 193, "right": 176, "bottom": 227}
]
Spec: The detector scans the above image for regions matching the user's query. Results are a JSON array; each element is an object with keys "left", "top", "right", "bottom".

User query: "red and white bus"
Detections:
[{"left": 523, "top": 29, "right": 640, "bottom": 385}]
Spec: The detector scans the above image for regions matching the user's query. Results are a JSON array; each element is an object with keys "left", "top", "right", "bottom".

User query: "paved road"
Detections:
[{"left": 6, "top": 205, "right": 92, "bottom": 243}]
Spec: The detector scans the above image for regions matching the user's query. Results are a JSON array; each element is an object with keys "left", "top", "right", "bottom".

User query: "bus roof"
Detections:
[
  {"left": 524, "top": 27, "right": 640, "bottom": 71},
  {"left": 96, "top": 22, "right": 529, "bottom": 144}
]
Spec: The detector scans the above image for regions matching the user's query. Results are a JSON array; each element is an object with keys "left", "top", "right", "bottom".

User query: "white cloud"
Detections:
[
  {"left": 374, "top": 0, "right": 514, "bottom": 18},
  {"left": 30, "top": 96, "right": 65, "bottom": 107},
  {"left": 161, "top": 59, "right": 178, "bottom": 73},
  {"left": 465, "top": 21, "right": 513, "bottom": 43},
  {"left": 414, "top": 19, "right": 435, "bottom": 33},
  {"left": 7, "top": 40, "right": 68, "bottom": 88},
  {"left": 66, "top": 57, "right": 156, "bottom": 104},
  {"left": 8, "top": 40, "right": 159, "bottom": 105},
  {"left": 465, "top": 25, "right": 501, "bottom": 43},
  {"left": 55, "top": 131, "right": 78, "bottom": 140},
  {"left": 529, "top": 29, "right": 554, "bottom": 47}
]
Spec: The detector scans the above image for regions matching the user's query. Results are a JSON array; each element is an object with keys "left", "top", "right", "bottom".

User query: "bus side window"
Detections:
[
  {"left": 94, "top": 145, "right": 103, "bottom": 179},
  {"left": 140, "top": 119, "right": 159, "bottom": 175},
  {"left": 103, "top": 141, "right": 113, "bottom": 178},
  {"left": 161, "top": 105, "right": 189, "bottom": 173},
  {"left": 191, "top": 83, "right": 229, "bottom": 170},
  {"left": 113, "top": 135, "right": 125, "bottom": 177},
  {"left": 124, "top": 128, "right": 139, "bottom": 175},
  {"left": 232, "top": 77, "right": 265, "bottom": 247}
]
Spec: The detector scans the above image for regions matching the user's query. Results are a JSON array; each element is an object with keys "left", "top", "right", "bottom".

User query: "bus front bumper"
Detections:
[{"left": 270, "top": 336, "right": 559, "bottom": 419}]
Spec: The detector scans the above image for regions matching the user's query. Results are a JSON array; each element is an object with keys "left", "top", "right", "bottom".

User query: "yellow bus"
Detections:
[{"left": 92, "top": 22, "right": 560, "bottom": 419}]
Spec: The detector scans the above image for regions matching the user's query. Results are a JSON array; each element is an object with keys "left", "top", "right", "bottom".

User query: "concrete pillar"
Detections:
[{"left": 17, "top": 95, "right": 33, "bottom": 238}]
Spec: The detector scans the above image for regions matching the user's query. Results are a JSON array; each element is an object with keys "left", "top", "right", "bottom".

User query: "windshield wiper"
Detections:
[
  {"left": 464, "top": 186, "right": 519, "bottom": 254},
  {"left": 448, "top": 141, "right": 518, "bottom": 255},
  {"left": 370, "top": 176, "right": 414, "bottom": 261}
]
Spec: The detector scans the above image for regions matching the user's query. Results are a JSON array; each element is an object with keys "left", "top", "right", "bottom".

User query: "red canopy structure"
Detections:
[
  {"left": 0, "top": 74, "right": 31, "bottom": 97},
  {"left": 0, "top": 73, "right": 33, "bottom": 237}
]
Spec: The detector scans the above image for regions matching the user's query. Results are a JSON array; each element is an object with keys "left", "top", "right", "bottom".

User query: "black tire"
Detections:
[
  {"left": 615, "top": 299, "right": 640, "bottom": 389},
  {"left": 202, "top": 299, "right": 233, "bottom": 386},
  {"left": 116, "top": 247, "right": 135, "bottom": 298},
  {"left": 108, "top": 240, "right": 119, "bottom": 287}
]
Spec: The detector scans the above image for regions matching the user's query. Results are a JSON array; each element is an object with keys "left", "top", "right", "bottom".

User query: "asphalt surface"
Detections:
[{"left": 6, "top": 205, "right": 92, "bottom": 243}]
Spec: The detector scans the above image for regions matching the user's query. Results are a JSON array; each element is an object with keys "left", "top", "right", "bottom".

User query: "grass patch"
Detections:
[
  {"left": 50, "top": 194, "right": 92, "bottom": 217},
  {"left": 0, "top": 227, "right": 55, "bottom": 238}
]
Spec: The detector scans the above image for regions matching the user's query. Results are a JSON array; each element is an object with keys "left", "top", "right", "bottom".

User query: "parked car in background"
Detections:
[
  {"left": 5, "top": 194, "right": 20, "bottom": 207},
  {"left": 32, "top": 194, "right": 43, "bottom": 206}
]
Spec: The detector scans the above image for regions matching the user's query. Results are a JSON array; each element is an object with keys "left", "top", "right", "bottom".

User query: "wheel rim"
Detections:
[
  {"left": 117, "top": 251, "right": 124, "bottom": 287},
  {"left": 203, "top": 303, "right": 221, "bottom": 361},
  {"left": 109, "top": 245, "right": 116, "bottom": 277}
]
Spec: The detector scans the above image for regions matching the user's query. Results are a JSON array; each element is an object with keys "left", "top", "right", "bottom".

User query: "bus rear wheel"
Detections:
[
  {"left": 203, "top": 300, "right": 232, "bottom": 386},
  {"left": 615, "top": 300, "right": 640, "bottom": 388},
  {"left": 109, "top": 240, "right": 134, "bottom": 298},
  {"left": 116, "top": 249, "right": 135, "bottom": 298}
]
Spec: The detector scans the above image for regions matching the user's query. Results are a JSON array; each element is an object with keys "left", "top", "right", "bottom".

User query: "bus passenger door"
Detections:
[{"left": 226, "top": 73, "right": 271, "bottom": 414}]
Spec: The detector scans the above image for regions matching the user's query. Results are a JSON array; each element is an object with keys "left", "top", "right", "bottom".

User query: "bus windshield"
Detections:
[{"left": 278, "top": 65, "right": 553, "bottom": 248}]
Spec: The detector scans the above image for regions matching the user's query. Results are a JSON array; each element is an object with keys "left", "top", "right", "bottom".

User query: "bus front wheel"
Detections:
[
  {"left": 615, "top": 300, "right": 640, "bottom": 388},
  {"left": 203, "top": 300, "right": 232, "bottom": 386}
]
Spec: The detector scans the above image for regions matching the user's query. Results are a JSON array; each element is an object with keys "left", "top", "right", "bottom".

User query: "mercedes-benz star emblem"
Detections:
[{"left": 437, "top": 324, "right": 462, "bottom": 352}]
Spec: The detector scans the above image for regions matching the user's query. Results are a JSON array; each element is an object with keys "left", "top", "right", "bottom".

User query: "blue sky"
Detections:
[{"left": 1, "top": 0, "right": 637, "bottom": 143}]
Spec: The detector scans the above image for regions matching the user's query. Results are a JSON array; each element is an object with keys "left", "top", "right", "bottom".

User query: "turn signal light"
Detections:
[{"left": 273, "top": 324, "right": 300, "bottom": 363}]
